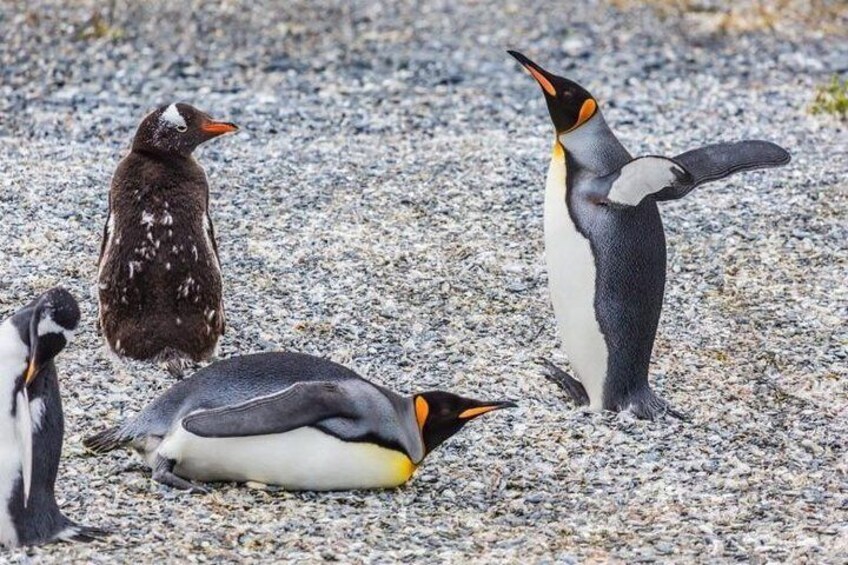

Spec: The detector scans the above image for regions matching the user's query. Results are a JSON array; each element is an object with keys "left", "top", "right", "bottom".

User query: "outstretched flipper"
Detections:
[
  {"left": 538, "top": 358, "right": 589, "bottom": 406},
  {"left": 182, "top": 381, "right": 357, "bottom": 438},
  {"left": 601, "top": 156, "right": 691, "bottom": 207},
  {"left": 656, "top": 140, "right": 791, "bottom": 201},
  {"left": 601, "top": 140, "right": 790, "bottom": 207}
]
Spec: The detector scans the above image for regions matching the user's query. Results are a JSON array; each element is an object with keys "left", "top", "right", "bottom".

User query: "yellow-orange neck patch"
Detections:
[
  {"left": 574, "top": 98, "right": 596, "bottom": 129},
  {"left": 415, "top": 396, "right": 429, "bottom": 430},
  {"left": 552, "top": 140, "right": 565, "bottom": 159}
]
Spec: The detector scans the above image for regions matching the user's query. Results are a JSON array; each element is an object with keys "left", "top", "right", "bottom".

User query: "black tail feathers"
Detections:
[{"left": 82, "top": 426, "right": 126, "bottom": 453}]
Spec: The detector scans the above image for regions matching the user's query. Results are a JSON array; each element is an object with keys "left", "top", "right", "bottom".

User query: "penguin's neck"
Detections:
[
  {"left": 558, "top": 112, "right": 631, "bottom": 178},
  {"left": 132, "top": 145, "right": 192, "bottom": 166}
]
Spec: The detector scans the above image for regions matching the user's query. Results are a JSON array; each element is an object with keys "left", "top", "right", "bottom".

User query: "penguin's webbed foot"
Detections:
[
  {"left": 116, "top": 461, "right": 148, "bottom": 475},
  {"left": 624, "top": 389, "right": 688, "bottom": 421},
  {"left": 538, "top": 358, "right": 589, "bottom": 406},
  {"left": 164, "top": 357, "right": 189, "bottom": 378},
  {"left": 152, "top": 455, "right": 211, "bottom": 494},
  {"left": 58, "top": 523, "right": 111, "bottom": 544}
]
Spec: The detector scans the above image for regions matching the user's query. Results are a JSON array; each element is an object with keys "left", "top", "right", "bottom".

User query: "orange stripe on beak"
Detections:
[
  {"left": 458, "top": 405, "right": 499, "bottom": 419},
  {"left": 201, "top": 121, "right": 238, "bottom": 135},
  {"left": 509, "top": 50, "right": 557, "bottom": 96},
  {"left": 526, "top": 66, "right": 556, "bottom": 97}
]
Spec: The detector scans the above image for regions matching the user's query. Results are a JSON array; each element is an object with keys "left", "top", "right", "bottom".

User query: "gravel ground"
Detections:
[{"left": 1, "top": 0, "right": 846, "bottom": 562}]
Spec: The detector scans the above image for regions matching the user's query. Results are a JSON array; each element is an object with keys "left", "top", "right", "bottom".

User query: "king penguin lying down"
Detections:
[{"left": 84, "top": 352, "right": 515, "bottom": 492}]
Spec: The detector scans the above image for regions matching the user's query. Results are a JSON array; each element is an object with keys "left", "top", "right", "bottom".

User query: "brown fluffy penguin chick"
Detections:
[{"left": 97, "top": 103, "right": 237, "bottom": 372}]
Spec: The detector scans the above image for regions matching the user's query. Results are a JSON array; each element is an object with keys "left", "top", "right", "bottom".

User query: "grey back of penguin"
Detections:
[
  {"left": 121, "top": 353, "right": 361, "bottom": 438},
  {"left": 106, "top": 352, "right": 423, "bottom": 462}
]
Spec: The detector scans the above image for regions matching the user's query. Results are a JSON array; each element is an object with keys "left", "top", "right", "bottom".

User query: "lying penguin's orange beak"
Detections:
[
  {"left": 201, "top": 120, "right": 239, "bottom": 135},
  {"left": 458, "top": 400, "right": 517, "bottom": 420}
]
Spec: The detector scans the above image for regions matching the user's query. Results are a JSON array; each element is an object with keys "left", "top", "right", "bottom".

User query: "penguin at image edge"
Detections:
[
  {"left": 0, "top": 288, "right": 107, "bottom": 548},
  {"left": 509, "top": 50, "right": 790, "bottom": 420},
  {"left": 97, "top": 102, "right": 238, "bottom": 375},
  {"left": 83, "top": 352, "right": 515, "bottom": 492}
]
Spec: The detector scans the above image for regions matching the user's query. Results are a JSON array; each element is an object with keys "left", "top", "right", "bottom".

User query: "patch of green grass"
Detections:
[
  {"left": 810, "top": 76, "right": 848, "bottom": 120},
  {"left": 75, "top": 11, "right": 124, "bottom": 41}
]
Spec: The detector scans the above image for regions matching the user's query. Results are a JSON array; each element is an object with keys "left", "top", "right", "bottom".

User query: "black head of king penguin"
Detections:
[
  {"left": 0, "top": 288, "right": 105, "bottom": 548},
  {"left": 509, "top": 50, "right": 790, "bottom": 420},
  {"left": 97, "top": 103, "right": 238, "bottom": 375}
]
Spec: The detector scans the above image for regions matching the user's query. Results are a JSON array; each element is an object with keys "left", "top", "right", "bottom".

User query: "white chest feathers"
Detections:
[
  {"left": 544, "top": 144, "right": 609, "bottom": 410},
  {"left": 0, "top": 403, "right": 20, "bottom": 548},
  {"left": 157, "top": 425, "right": 417, "bottom": 490},
  {"left": 0, "top": 319, "right": 27, "bottom": 548}
]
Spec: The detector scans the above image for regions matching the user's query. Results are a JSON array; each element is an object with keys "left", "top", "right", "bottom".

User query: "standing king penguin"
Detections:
[
  {"left": 0, "top": 288, "right": 104, "bottom": 548},
  {"left": 84, "top": 352, "right": 515, "bottom": 492},
  {"left": 98, "top": 103, "right": 238, "bottom": 372},
  {"left": 509, "top": 51, "right": 790, "bottom": 419}
]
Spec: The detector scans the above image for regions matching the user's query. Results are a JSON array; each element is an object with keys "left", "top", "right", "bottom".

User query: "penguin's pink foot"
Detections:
[{"left": 538, "top": 358, "right": 589, "bottom": 406}]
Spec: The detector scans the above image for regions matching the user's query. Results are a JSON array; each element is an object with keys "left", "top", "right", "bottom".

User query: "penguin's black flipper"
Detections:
[
  {"left": 655, "top": 140, "right": 791, "bottom": 201},
  {"left": 97, "top": 211, "right": 110, "bottom": 268},
  {"left": 182, "top": 381, "right": 357, "bottom": 438},
  {"left": 599, "top": 156, "right": 692, "bottom": 207}
]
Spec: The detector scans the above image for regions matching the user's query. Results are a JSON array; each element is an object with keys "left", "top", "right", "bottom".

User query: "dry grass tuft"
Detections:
[{"left": 610, "top": 0, "right": 848, "bottom": 35}]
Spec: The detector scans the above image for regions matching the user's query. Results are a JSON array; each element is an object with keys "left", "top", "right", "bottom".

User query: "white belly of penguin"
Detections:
[
  {"left": 157, "top": 425, "right": 416, "bottom": 490},
  {"left": 544, "top": 146, "right": 609, "bottom": 410},
  {"left": 0, "top": 409, "right": 20, "bottom": 548},
  {"left": 0, "top": 319, "right": 27, "bottom": 547}
]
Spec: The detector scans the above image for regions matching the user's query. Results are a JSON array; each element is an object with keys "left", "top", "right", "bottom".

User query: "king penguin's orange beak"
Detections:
[{"left": 508, "top": 50, "right": 557, "bottom": 96}]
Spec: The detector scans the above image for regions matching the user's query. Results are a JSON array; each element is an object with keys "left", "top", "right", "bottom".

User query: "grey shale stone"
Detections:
[{"left": 0, "top": 0, "right": 845, "bottom": 563}]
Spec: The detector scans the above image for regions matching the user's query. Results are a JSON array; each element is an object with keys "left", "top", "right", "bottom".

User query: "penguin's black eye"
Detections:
[{"left": 176, "top": 125, "right": 188, "bottom": 133}]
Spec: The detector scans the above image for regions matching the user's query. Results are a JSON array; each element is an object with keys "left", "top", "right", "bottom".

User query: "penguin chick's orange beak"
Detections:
[
  {"left": 458, "top": 400, "right": 517, "bottom": 420},
  {"left": 201, "top": 120, "right": 239, "bottom": 135}
]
